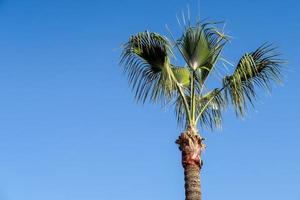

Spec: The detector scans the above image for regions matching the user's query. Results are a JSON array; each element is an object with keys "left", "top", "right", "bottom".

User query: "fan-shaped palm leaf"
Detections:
[
  {"left": 177, "top": 23, "right": 227, "bottom": 80},
  {"left": 172, "top": 66, "right": 190, "bottom": 87},
  {"left": 196, "top": 88, "right": 226, "bottom": 129},
  {"left": 176, "top": 88, "right": 226, "bottom": 128},
  {"left": 120, "top": 31, "right": 174, "bottom": 103},
  {"left": 223, "top": 44, "right": 283, "bottom": 116}
]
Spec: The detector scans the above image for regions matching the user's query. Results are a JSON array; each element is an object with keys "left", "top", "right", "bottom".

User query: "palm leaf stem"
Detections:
[
  {"left": 191, "top": 71, "right": 196, "bottom": 125},
  {"left": 170, "top": 71, "right": 192, "bottom": 123}
]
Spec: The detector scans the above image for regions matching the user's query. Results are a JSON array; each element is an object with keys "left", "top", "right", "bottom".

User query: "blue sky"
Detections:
[{"left": 0, "top": 0, "right": 299, "bottom": 200}]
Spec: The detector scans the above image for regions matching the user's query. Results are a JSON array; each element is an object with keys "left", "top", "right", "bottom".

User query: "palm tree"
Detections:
[{"left": 120, "top": 19, "right": 283, "bottom": 200}]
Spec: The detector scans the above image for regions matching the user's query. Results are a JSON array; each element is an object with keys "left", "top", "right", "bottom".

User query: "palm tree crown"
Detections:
[{"left": 120, "top": 21, "right": 283, "bottom": 131}]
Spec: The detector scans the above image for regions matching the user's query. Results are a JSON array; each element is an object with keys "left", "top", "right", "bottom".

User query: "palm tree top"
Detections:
[{"left": 120, "top": 20, "right": 284, "bottom": 131}]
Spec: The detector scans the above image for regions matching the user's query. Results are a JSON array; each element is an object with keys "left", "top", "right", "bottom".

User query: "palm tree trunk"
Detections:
[
  {"left": 176, "top": 127, "right": 205, "bottom": 200},
  {"left": 184, "top": 165, "right": 201, "bottom": 200}
]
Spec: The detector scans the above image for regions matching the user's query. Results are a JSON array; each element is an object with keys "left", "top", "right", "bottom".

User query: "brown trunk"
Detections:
[
  {"left": 184, "top": 165, "right": 201, "bottom": 200},
  {"left": 176, "top": 126, "right": 205, "bottom": 200}
]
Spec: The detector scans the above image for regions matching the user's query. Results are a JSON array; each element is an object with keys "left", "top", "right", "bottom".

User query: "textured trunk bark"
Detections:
[
  {"left": 176, "top": 127, "right": 205, "bottom": 200},
  {"left": 184, "top": 165, "right": 201, "bottom": 200}
]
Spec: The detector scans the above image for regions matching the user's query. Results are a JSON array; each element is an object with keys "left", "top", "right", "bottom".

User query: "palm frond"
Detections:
[
  {"left": 172, "top": 66, "right": 191, "bottom": 87},
  {"left": 177, "top": 22, "right": 227, "bottom": 77},
  {"left": 223, "top": 43, "right": 284, "bottom": 116},
  {"left": 196, "top": 89, "right": 226, "bottom": 129},
  {"left": 175, "top": 88, "right": 226, "bottom": 129},
  {"left": 198, "top": 44, "right": 224, "bottom": 85},
  {"left": 175, "top": 95, "right": 189, "bottom": 128},
  {"left": 120, "top": 31, "right": 174, "bottom": 103}
]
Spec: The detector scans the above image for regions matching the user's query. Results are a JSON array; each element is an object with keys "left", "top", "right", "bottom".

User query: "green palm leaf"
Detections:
[
  {"left": 172, "top": 67, "right": 190, "bottom": 87},
  {"left": 176, "top": 88, "right": 226, "bottom": 129},
  {"left": 177, "top": 22, "right": 227, "bottom": 77},
  {"left": 196, "top": 89, "right": 226, "bottom": 129},
  {"left": 223, "top": 44, "right": 284, "bottom": 116},
  {"left": 120, "top": 31, "right": 174, "bottom": 103}
]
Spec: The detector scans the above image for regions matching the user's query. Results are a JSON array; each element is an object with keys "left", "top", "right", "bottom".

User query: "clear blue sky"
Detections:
[{"left": 0, "top": 0, "right": 299, "bottom": 200}]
